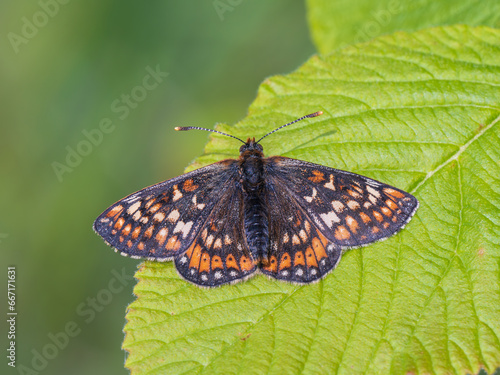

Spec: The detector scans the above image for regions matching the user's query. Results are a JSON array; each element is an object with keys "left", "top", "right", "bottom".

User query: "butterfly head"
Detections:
[{"left": 239, "top": 137, "right": 264, "bottom": 157}]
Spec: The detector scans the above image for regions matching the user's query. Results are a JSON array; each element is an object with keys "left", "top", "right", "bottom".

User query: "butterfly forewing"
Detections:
[
  {"left": 93, "top": 161, "right": 240, "bottom": 260},
  {"left": 265, "top": 156, "right": 419, "bottom": 249}
]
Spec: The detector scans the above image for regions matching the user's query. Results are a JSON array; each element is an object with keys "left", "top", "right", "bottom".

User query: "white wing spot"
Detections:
[
  {"left": 153, "top": 212, "right": 165, "bottom": 222},
  {"left": 320, "top": 211, "right": 341, "bottom": 228},
  {"left": 299, "top": 230, "right": 307, "bottom": 242},
  {"left": 192, "top": 195, "right": 205, "bottom": 210},
  {"left": 332, "top": 201, "right": 345, "bottom": 213},
  {"left": 201, "top": 274, "right": 208, "bottom": 281},
  {"left": 311, "top": 269, "right": 317, "bottom": 275},
  {"left": 367, "top": 186, "right": 381, "bottom": 198},
  {"left": 172, "top": 186, "right": 183, "bottom": 201},
  {"left": 167, "top": 209, "right": 180, "bottom": 223},
  {"left": 304, "top": 187, "right": 317, "bottom": 203},
  {"left": 347, "top": 200, "right": 360, "bottom": 210},
  {"left": 214, "top": 271, "right": 223, "bottom": 280},
  {"left": 127, "top": 201, "right": 141, "bottom": 215},
  {"left": 324, "top": 175, "right": 336, "bottom": 190},
  {"left": 206, "top": 235, "right": 214, "bottom": 247},
  {"left": 132, "top": 210, "right": 142, "bottom": 221},
  {"left": 179, "top": 256, "right": 188, "bottom": 264},
  {"left": 173, "top": 221, "right": 193, "bottom": 238},
  {"left": 230, "top": 270, "right": 237, "bottom": 277},
  {"left": 213, "top": 238, "right": 222, "bottom": 249},
  {"left": 295, "top": 268, "right": 304, "bottom": 276},
  {"left": 140, "top": 217, "right": 148, "bottom": 224}
]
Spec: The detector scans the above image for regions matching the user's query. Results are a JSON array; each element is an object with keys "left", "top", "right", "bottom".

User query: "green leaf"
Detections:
[
  {"left": 307, "top": 0, "right": 500, "bottom": 54},
  {"left": 123, "top": 25, "right": 500, "bottom": 374}
]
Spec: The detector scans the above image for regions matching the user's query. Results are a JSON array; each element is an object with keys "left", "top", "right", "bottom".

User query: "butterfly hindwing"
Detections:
[
  {"left": 261, "top": 182, "right": 342, "bottom": 283},
  {"left": 265, "top": 156, "right": 419, "bottom": 249},
  {"left": 93, "top": 160, "right": 240, "bottom": 260},
  {"left": 174, "top": 187, "right": 257, "bottom": 287}
]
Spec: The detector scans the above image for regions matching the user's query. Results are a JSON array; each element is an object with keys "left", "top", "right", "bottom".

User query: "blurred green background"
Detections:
[{"left": 0, "top": 1, "right": 315, "bottom": 374}]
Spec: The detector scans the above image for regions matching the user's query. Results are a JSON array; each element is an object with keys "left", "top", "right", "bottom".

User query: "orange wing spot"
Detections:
[
  {"left": 149, "top": 203, "right": 162, "bottom": 213},
  {"left": 381, "top": 207, "right": 392, "bottom": 217},
  {"left": 360, "top": 212, "right": 371, "bottom": 224},
  {"left": 132, "top": 227, "right": 141, "bottom": 240},
  {"left": 111, "top": 229, "right": 117, "bottom": 235},
  {"left": 334, "top": 225, "right": 351, "bottom": 241},
  {"left": 346, "top": 216, "right": 359, "bottom": 233},
  {"left": 182, "top": 179, "right": 199, "bottom": 192},
  {"left": 185, "top": 242, "right": 195, "bottom": 258},
  {"left": 386, "top": 199, "right": 399, "bottom": 210},
  {"left": 122, "top": 224, "right": 132, "bottom": 236},
  {"left": 308, "top": 170, "right": 325, "bottom": 183},
  {"left": 383, "top": 222, "right": 390, "bottom": 229},
  {"left": 106, "top": 205, "right": 124, "bottom": 218},
  {"left": 305, "top": 247, "right": 318, "bottom": 268},
  {"left": 294, "top": 251, "right": 306, "bottom": 266},
  {"left": 199, "top": 252, "right": 210, "bottom": 272},
  {"left": 114, "top": 217, "right": 125, "bottom": 230},
  {"left": 372, "top": 226, "right": 380, "bottom": 234},
  {"left": 263, "top": 256, "right": 278, "bottom": 272},
  {"left": 384, "top": 188, "right": 405, "bottom": 199},
  {"left": 189, "top": 245, "right": 202, "bottom": 269},
  {"left": 347, "top": 189, "right": 362, "bottom": 199},
  {"left": 144, "top": 226, "right": 154, "bottom": 238},
  {"left": 279, "top": 253, "right": 292, "bottom": 270},
  {"left": 145, "top": 199, "right": 156, "bottom": 209},
  {"left": 126, "top": 240, "right": 133, "bottom": 248},
  {"left": 166, "top": 236, "right": 180, "bottom": 251},
  {"left": 211, "top": 256, "right": 223, "bottom": 269},
  {"left": 240, "top": 256, "right": 253, "bottom": 271},
  {"left": 318, "top": 231, "right": 328, "bottom": 246},
  {"left": 392, "top": 216, "right": 398, "bottom": 222},
  {"left": 226, "top": 254, "right": 240, "bottom": 270},
  {"left": 373, "top": 211, "right": 384, "bottom": 222},
  {"left": 312, "top": 237, "right": 328, "bottom": 260},
  {"left": 119, "top": 236, "right": 124, "bottom": 243},
  {"left": 138, "top": 242, "right": 145, "bottom": 251}
]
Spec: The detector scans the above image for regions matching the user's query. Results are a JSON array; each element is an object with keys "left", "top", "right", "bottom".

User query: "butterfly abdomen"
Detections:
[{"left": 240, "top": 151, "right": 269, "bottom": 263}]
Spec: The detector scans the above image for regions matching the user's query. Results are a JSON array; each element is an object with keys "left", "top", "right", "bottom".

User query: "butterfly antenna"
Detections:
[
  {"left": 256, "top": 111, "right": 323, "bottom": 143},
  {"left": 175, "top": 126, "right": 246, "bottom": 144}
]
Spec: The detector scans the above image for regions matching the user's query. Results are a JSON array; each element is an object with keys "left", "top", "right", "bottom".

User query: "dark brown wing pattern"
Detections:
[
  {"left": 93, "top": 160, "right": 240, "bottom": 261},
  {"left": 261, "top": 156, "right": 418, "bottom": 282}
]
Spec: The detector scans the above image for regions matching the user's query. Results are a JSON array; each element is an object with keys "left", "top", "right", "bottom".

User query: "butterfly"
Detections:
[{"left": 93, "top": 111, "right": 419, "bottom": 287}]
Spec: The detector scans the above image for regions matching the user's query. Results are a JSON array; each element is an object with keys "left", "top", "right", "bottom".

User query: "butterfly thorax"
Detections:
[{"left": 239, "top": 138, "right": 270, "bottom": 264}]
